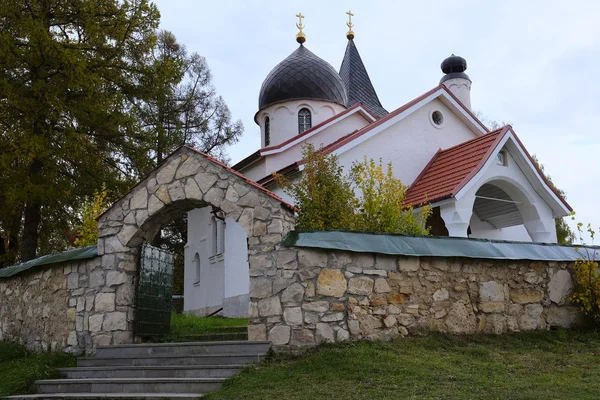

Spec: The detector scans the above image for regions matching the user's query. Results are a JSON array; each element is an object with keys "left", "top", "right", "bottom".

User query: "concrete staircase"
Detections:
[{"left": 7, "top": 341, "right": 270, "bottom": 400}]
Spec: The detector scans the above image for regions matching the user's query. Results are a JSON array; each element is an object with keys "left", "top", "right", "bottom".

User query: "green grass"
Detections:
[
  {"left": 0, "top": 341, "right": 76, "bottom": 396},
  {"left": 204, "top": 330, "right": 600, "bottom": 400},
  {"left": 170, "top": 312, "right": 248, "bottom": 336}
]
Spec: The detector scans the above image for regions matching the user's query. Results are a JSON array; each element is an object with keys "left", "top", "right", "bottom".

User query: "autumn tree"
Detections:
[
  {"left": 275, "top": 144, "right": 356, "bottom": 231},
  {"left": 73, "top": 185, "right": 111, "bottom": 248},
  {"left": 351, "top": 157, "right": 431, "bottom": 235}
]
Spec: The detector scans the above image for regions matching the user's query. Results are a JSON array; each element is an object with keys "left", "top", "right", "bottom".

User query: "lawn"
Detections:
[
  {"left": 0, "top": 341, "right": 76, "bottom": 397},
  {"left": 204, "top": 330, "right": 600, "bottom": 400},
  {"left": 170, "top": 312, "right": 248, "bottom": 336}
]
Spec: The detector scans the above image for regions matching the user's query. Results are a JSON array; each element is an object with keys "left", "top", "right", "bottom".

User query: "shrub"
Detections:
[{"left": 569, "top": 221, "right": 600, "bottom": 323}]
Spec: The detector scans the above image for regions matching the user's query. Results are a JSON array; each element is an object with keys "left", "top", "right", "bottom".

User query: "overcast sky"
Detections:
[{"left": 153, "top": 0, "right": 600, "bottom": 242}]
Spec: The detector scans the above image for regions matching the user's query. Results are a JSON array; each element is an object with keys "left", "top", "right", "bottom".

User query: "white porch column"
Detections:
[
  {"left": 440, "top": 201, "right": 473, "bottom": 238},
  {"left": 523, "top": 218, "right": 556, "bottom": 243}
]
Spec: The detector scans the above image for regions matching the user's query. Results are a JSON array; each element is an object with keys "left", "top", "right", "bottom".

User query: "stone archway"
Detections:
[{"left": 91, "top": 146, "right": 296, "bottom": 347}]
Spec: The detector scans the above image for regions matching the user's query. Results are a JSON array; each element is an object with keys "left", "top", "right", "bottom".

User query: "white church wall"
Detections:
[
  {"left": 184, "top": 207, "right": 225, "bottom": 316},
  {"left": 257, "top": 100, "right": 346, "bottom": 148},
  {"left": 336, "top": 98, "right": 478, "bottom": 186},
  {"left": 222, "top": 216, "right": 250, "bottom": 318},
  {"left": 238, "top": 158, "right": 267, "bottom": 183},
  {"left": 265, "top": 112, "right": 369, "bottom": 174}
]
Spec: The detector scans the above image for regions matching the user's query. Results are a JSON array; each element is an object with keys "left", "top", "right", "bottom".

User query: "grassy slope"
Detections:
[
  {"left": 0, "top": 342, "right": 76, "bottom": 397},
  {"left": 170, "top": 313, "right": 248, "bottom": 336},
  {"left": 205, "top": 330, "right": 600, "bottom": 400}
]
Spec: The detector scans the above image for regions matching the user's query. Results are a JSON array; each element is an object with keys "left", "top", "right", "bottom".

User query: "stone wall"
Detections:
[
  {"left": 0, "top": 256, "right": 119, "bottom": 354},
  {"left": 248, "top": 248, "right": 583, "bottom": 348}
]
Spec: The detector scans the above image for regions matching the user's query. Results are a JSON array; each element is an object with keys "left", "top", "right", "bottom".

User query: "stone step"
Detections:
[
  {"left": 5, "top": 393, "right": 203, "bottom": 400},
  {"left": 35, "top": 378, "right": 223, "bottom": 394},
  {"left": 95, "top": 340, "right": 269, "bottom": 358},
  {"left": 158, "top": 332, "right": 248, "bottom": 342},
  {"left": 58, "top": 365, "right": 243, "bottom": 379},
  {"left": 78, "top": 353, "right": 265, "bottom": 367}
]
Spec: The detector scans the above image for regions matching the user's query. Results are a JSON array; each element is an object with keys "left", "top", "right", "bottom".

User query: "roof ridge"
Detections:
[{"left": 438, "top": 126, "right": 508, "bottom": 154}]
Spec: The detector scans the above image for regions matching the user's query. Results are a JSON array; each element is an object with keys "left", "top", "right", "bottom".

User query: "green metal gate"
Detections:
[{"left": 134, "top": 244, "right": 174, "bottom": 336}]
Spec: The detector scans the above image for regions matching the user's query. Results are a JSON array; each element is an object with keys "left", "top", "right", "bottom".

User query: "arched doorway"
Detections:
[{"left": 94, "top": 147, "right": 295, "bottom": 346}]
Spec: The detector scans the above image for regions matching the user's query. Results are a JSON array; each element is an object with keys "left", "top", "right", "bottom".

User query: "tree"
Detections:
[
  {"left": 275, "top": 143, "right": 356, "bottom": 231},
  {"left": 133, "top": 30, "right": 243, "bottom": 173},
  {"left": 73, "top": 185, "right": 111, "bottom": 248},
  {"left": 351, "top": 157, "right": 431, "bottom": 235},
  {"left": 0, "top": 0, "right": 160, "bottom": 262},
  {"left": 275, "top": 145, "right": 430, "bottom": 235}
]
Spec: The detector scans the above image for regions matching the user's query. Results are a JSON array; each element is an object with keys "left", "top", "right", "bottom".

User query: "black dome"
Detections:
[
  {"left": 259, "top": 45, "right": 348, "bottom": 110},
  {"left": 440, "top": 54, "right": 471, "bottom": 84}
]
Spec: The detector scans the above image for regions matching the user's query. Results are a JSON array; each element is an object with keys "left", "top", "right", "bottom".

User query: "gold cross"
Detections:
[
  {"left": 346, "top": 10, "right": 355, "bottom": 39},
  {"left": 346, "top": 10, "right": 354, "bottom": 29},
  {"left": 296, "top": 13, "right": 305, "bottom": 31},
  {"left": 296, "top": 12, "right": 306, "bottom": 43}
]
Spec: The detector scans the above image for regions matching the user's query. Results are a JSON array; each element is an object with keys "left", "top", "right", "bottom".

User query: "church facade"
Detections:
[{"left": 183, "top": 14, "right": 572, "bottom": 316}]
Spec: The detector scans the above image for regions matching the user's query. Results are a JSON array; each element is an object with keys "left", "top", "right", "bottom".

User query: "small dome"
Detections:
[
  {"left": 440, "top": 54, "right": 471, "bottom": 84},
  {"left": 258, "top": 45, "right": 348, "bottom": 110}
]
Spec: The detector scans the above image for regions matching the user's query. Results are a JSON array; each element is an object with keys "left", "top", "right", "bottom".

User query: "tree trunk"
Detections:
[{"left": 21, "top": 159, "right": 43, "bottom": 261}]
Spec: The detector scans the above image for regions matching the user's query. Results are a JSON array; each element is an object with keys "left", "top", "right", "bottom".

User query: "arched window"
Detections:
[
  {"left": 298, "top": 108, "right": 312, "bottom": 133},
  {"left": 193, "top": 253, "right": 201, "bottom": 284},
  {"left": 264, "top": 117, "right": 271, "bottom": 147}
]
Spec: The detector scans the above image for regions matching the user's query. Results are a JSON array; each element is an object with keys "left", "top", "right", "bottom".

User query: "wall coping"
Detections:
[
  {"left": 0, "top": 245, "right": 98, "bottom": 278},
  {"left": 282, "top": 231, "right": 598, "bottom": 261}
]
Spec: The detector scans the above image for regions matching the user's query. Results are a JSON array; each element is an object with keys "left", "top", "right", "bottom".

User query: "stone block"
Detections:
[
  {"left": 316, "top": 323, "right": 335, "bottom": 344},
  {"left": 102, "top": 311, "right": 127, "bottom": 331},
  {"left": 302, "top": 301, "right": 330, "bottom": 313},
  {"left": 510, "top": 289, "right": 544, "bottom": 304},
  {"left": 106, "top": 271, "right": 128, "bottom": 287},
  {"left": 398, "top": 257, "right": 420, "bottom": 272},
  {"left": 337, "top": 328, "right": 350, "bottom": 341},
  {"left": 269, "top": 325, "right": 291, "bottom": 345},
  {"left": 546, "top": 306, "right": 582, "bottom": 328},
  {"left": 281, "top": 283, "right": 305, "bottom": 303},
  {"left": 116, "top": 284, "right": 134, "bottom": 306},
  {"left": 548, "top": 270, "right": 573, "bottom": 305},
  {"left": 387, "top": 293, "right": 407, "bottom": 304},
  {"left": 130, "top": 188, "right": 148, "bottom": 210},
  {"left": 375, "top": 255, "right": 397, "bottom": 271},
  {"left": 383, "top": 315, "right": 397, "bottom": 328},
  {"left": 176, "top": 156, "right": 202, "bottom": 179},
  {"left": 375, "top": 279, "right": 392, "bottom": 293},
  {"left": 89, "top": 314, "right": 104, "bottom": 333},
  {"left": 320, "top": 312, "right": 344, "bottom": 322},
  {"left": 156, "top": 158, "right": 179, "bottom": 184},
  {"left": 290, "top": 329, "right": 315, "bottom": 347},
  {"left": 277, "top": 250, "right": 298, "bottom": 270},
  {"left": 250, "top": 277, "right": 272, "bottom": 299},
  {"left": 519, "top": 304, "right": 544, "bottom": 330},
  {"left": 479, "top": 302, "right": 505, "bottom": 313},
  {"left": 347, "top": 277, "right": 374, "bottom": 295},
  {"left": 248, "top": 324, "right": 267, "bottom": 341},
  {"left": 479, "top": 281, "right": 504, "bottom": 302},
  {"left": 95, "top": 292, "right": 115, "bottom": 313},
  {"left": 445, "top": 300, "right": 477, "bottom": 334},
  {"left": 258, "top": 296, "right": 282, "bottom": 317},
  {"left": 358, "top": 315, "right": 382, "bottom": 336},
  {"left": 348, "top": 319, "right": 360, "bottom": 336},
  {"left": 298, "top": 249, "right": 328, "bottom": 268},
  {"left": 433, "top": 288, "right": 449, "bottom": 302},
  {"left": 317, "top": 269, "right": 347, "bottom": 297},
  {"left": 283, "top": 307, "right": 303, "bottom": 326}
]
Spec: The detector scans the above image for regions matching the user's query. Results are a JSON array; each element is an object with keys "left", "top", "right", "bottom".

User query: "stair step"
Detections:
[
  {"left": 77, "top": 353, "right": 265, "bottom": 367},
  {"left": 158, "top": 333, "right": 249, "bottom": 342},
  {"left": 36, "top": 378, "right": 222, "bottom": 394},
  {"left": 5, "top": 394, "right": 203, "bottom": 400},
  {"left": 58, "top": 365, "right": 243, "bottom": 379},
  {"left": 95, "top": 340, "right": 269, "bottom": 358}
]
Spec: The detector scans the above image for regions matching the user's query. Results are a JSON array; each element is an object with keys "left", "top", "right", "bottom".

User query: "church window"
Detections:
[
  {"left": 211, "top": 216, "right": 218, "bottom": 256},
  {"left": 496, "top": 150, "right": 507, "bottom": 166},
  {"left": 193, "top": 253, "right": 201, "bottom": 284},
  {"left": 298, "top": 108, "right": 312, "bottom": 133},
  {"left": 264, "top": 117, "right": 271, "bottom": 146},
  {"left": 431, "top": 110, "right": 444, "bottom": 126}
]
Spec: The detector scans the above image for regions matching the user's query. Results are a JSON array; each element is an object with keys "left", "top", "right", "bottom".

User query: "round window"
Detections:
[{"left": 432, "top": 110, "right": 444, "bottom": 126}]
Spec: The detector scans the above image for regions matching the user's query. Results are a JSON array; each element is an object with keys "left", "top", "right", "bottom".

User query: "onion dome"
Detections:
[
  {"left": 258, "top": 45, "right": 348, "bottom": 110},
  {"left": 440, "top": 54, "right": 471, "bottom": 84}
]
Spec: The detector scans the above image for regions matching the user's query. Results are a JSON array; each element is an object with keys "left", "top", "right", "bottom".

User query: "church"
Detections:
[{"left": 183, "top": 12, "right": 572, "bottom": 317}]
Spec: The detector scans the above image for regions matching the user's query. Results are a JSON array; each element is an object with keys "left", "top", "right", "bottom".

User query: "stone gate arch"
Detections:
[{"left": 92, "top": 146, "right": 296, "bottom": 347}]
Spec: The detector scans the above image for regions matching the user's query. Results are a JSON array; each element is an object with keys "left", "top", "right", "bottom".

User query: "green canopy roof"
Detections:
[
  {"left": 282, "top": 231, "right": 596, "bottom": 261},
  {"left": 0, "top": 245, "right": 98, "bottom": 279}
]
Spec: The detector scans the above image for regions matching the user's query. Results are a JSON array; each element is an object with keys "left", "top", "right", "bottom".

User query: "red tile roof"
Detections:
[{"left": 404, "top": 127, "right": 509, "bottom": 206}]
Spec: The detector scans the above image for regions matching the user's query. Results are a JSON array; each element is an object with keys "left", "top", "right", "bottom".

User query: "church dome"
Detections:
[
  {"left": 258, "top": 45, "right": 348, "bottom": 110},
  {"left": 440, "top": 54, "right": 471, "bottom": 84}
]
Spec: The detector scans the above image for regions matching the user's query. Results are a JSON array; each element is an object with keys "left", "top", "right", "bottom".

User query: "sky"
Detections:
[{"left": 152, "top": 0, "right": 600, "bottom": 243}]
